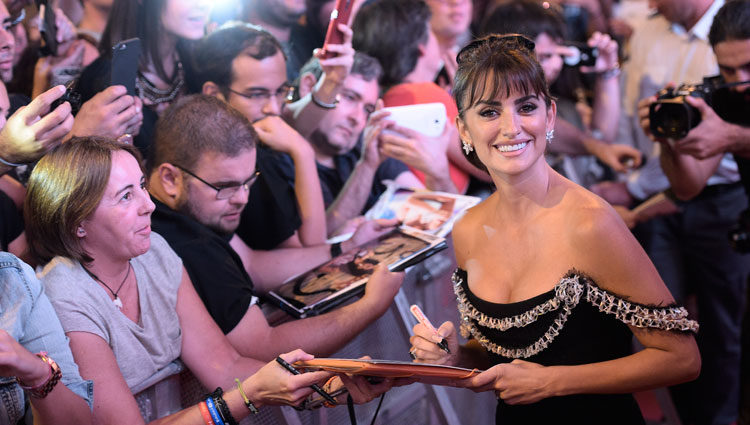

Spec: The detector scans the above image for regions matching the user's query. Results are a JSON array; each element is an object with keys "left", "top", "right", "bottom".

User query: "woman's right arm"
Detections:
[
  {"left": 67, "top": 331, "right": 149, "bottom": 425},
  {"left": 68, "top": 329, "right": 326, "bottom": 425},
  {"left": 409, "top": 210, "right": 491, "bottom": 370}
]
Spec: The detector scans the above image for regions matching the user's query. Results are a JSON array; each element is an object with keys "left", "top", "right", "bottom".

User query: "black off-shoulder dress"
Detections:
[{"left": 452, "top": 268, "right": 698, "bottom": 425}]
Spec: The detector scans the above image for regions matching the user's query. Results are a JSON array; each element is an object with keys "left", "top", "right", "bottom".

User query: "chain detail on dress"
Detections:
[
  {"left": 452, "top": 269, "right": 699, "bottom": 359},
  {"left": 585, "top": 283, "right": 699, "bottom": 332}
]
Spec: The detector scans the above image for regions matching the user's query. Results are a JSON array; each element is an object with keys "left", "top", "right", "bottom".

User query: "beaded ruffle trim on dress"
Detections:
[{"left": 452, "top": 269, "right": 699, "bottom": 359}]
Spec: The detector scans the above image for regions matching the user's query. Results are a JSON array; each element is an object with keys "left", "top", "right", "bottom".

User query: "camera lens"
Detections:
[{"left": 563, "top": 46, "right": 582, "bottom": 67}]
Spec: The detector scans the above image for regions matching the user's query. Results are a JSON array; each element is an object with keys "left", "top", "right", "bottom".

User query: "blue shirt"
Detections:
[{"left": 0, "top": 253, "right": 93, "bottom": 423}]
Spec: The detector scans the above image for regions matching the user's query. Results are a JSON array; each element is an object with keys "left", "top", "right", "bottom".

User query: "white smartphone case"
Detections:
[{"left": 382, "top": 102, "right": 447, "bottom": 138}]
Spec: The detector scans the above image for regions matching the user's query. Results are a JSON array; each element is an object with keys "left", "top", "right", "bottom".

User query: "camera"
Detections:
[
  {"left": 563, "top": 43, "right": 598, "bottom": 67},
  {"left": 648, "top": 77, "right": 725, "bottom": 139},
  {"left": 648, "top": 75, "right": 750, "bottom": 139}
]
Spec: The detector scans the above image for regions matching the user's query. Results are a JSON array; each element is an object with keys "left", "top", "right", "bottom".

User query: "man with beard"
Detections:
[
  {"left": 148, "top": 94, "right": 405, "bottom": 359},
  {"left": 295, "top": 52, "right": 425, "bottom": 232},
  {"left": 638, "top": 1, "right": 750, "bottom": 423}
]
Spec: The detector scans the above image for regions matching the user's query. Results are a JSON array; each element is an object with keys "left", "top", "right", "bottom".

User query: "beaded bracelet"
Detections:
[
  {"left": 19, "top": 352, "right": 62, "bottom": 399},
  {"left": 234, "top": 378, "right": 259, "bottom": 414},
  {"left": 198, "top": 401, "right": 216, "bottom": 425}
]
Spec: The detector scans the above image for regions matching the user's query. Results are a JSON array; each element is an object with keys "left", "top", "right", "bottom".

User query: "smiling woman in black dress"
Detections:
[{"left": 409, "top": 34, "right": 702, "bottom": 424}]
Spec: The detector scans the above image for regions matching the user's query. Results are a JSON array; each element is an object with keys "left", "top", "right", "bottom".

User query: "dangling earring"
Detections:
[
  {"left": 462, "top": 140, "right": 474, "bottom": 155},
  {"left": 546, "top": 129, "right": 555, "bottom": 144}
]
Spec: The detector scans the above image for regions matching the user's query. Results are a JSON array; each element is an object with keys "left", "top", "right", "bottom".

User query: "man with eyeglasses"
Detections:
[
  {"left": 148, "top": 94, "right": 404, "bottom": 359},
  {"left": 190, "top": 21, "right": 331, "bottom": 251}
]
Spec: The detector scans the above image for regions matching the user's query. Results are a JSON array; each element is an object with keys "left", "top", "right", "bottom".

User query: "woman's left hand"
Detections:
[
  {"left": 581, "top": 31, "right": 619, "bottom": 75},
  {"left": 460, "top": 359, "right": 552, "bottom": 405}
]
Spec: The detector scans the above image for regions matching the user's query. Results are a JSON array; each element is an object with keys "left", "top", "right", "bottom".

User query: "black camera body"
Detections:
[
  {"left": 563, "top": 43, "right": 598, "bottom": 67},
  {"left": 648, "top": 76, "right": 724, "bottom": 139}
]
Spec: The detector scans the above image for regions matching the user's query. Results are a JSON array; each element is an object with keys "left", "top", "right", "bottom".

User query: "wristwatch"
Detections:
[{"left": 19, "top": 352, "right": 62, "bottom": 399}]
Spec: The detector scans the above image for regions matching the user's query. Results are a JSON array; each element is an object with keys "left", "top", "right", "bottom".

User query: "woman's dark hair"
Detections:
[
  {"left": 99, "top": 0, "right": 192, "bottom": 83},
  {"left": 25, "top": 138, "right": 143, "bottom": 264},
  {"left": 352, "top": 0, "right": 431, "bottom": 88},
  {"left": 709, "top": 0, "right": 750, "bottom": 47},
  {"left": 453, "top": 34, "right": 552, "bottom": 172},
  {"left": 480, "top": 0, "right": 566, "bottom": 41}
]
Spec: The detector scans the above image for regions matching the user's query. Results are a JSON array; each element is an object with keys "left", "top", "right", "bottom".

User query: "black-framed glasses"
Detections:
[
  {"left": 175, "top": 164, "right": 260, "bottom": 200},
  {"left": 226, "top": 83, "right": 295, "bottom": 105},
  {"left": 457, "top": 33, "right": 536, "bottom": 65}
]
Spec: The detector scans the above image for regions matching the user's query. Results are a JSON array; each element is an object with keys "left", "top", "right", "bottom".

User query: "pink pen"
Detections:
[{"left": 410, "top": 304, "right": 450, "bottom": 353}]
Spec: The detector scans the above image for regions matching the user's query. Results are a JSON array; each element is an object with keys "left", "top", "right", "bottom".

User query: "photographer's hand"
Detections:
[
  {"left": 581, "top": 31, "right": 618, "bottom": 75},
  {"left": 673, "top": 96, "right": 740, "bottom": 159}
]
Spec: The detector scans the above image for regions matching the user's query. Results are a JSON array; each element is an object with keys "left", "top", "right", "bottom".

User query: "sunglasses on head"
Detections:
[{"left": 457, "top": 33, "right": 536, "bottom": 65}]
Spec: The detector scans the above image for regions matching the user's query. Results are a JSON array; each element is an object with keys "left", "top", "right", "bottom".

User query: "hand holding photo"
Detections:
[{"left": 267, "top": 227, "right": 446, "bottom": 318}]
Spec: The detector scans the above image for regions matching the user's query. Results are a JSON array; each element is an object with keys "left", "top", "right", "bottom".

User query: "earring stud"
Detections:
[
  {"left": 546, "top": 129, "right": 555, "bottom": 144},
  {"left": 462, "top": 140, "right": 474, "bottom": 155}
]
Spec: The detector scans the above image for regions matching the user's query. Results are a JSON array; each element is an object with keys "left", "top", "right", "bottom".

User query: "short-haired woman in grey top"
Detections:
[{"left": 24, "top": 137, "right": 367, "bottom": 424}]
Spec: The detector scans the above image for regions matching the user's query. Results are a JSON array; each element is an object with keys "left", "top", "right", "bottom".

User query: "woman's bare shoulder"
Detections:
[
  {"left": 559, "top": 185, "right": 673, "bottom": 303},
  {"left": 559, "top": 183, "right": 623, "bottom": 234},
  {"left": 452, "top": 196, "right": 493, "bottom": 266}
]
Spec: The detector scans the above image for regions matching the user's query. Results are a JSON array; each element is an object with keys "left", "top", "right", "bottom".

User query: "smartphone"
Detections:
[
  {"left": 563, "top": 42, "right": 598, "bottom": 67},
  {"left": 321, "top": 0, "right": 354, "bottom": 59},
  {"left": 382, "top": 103, "right": 448, "bottom": 138},
  {"left": 35, "top": 0, "right": 57, "bottom": 57},
  {"left": 111, "top": 38, "right": 142, "bottom": 96}
]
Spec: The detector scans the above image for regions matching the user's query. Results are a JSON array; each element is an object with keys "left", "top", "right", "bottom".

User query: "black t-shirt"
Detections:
[
  {"left": 150, "top": 197, "right": 256, "bottom": 334},
  {"left": 0, "top": 190, "right": 23, "bottom": 252},
  {"left": 317, "top": 144, "right": 408, "bottom": 213},
  {"left": 235, "top": 146, "right": 302, "bottom": 250}
]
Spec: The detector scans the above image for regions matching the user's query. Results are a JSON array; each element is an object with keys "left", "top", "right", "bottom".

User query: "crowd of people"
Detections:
[{"left": 0, "top": 0, "right": 748, "bottom": 424}]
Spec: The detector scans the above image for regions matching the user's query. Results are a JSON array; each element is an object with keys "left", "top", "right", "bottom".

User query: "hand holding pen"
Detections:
[
  {"left": 242, "top": 350, "right": 332, "bottom": 408},
  {"left": 275, "top": 356, "right": 338, "bottom": 405},
  {"left": 409, "top": 305, "right": 459, "bottom": 365}
]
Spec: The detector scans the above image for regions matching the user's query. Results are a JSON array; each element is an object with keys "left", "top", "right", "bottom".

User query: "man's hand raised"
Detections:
[{"left": 0, "top": 85, "right": 73, "bottom": 164}]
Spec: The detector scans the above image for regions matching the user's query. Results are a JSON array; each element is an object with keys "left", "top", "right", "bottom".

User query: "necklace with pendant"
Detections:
[{"left": 83, "top": 261, "right": 132, "bottom": 309}]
